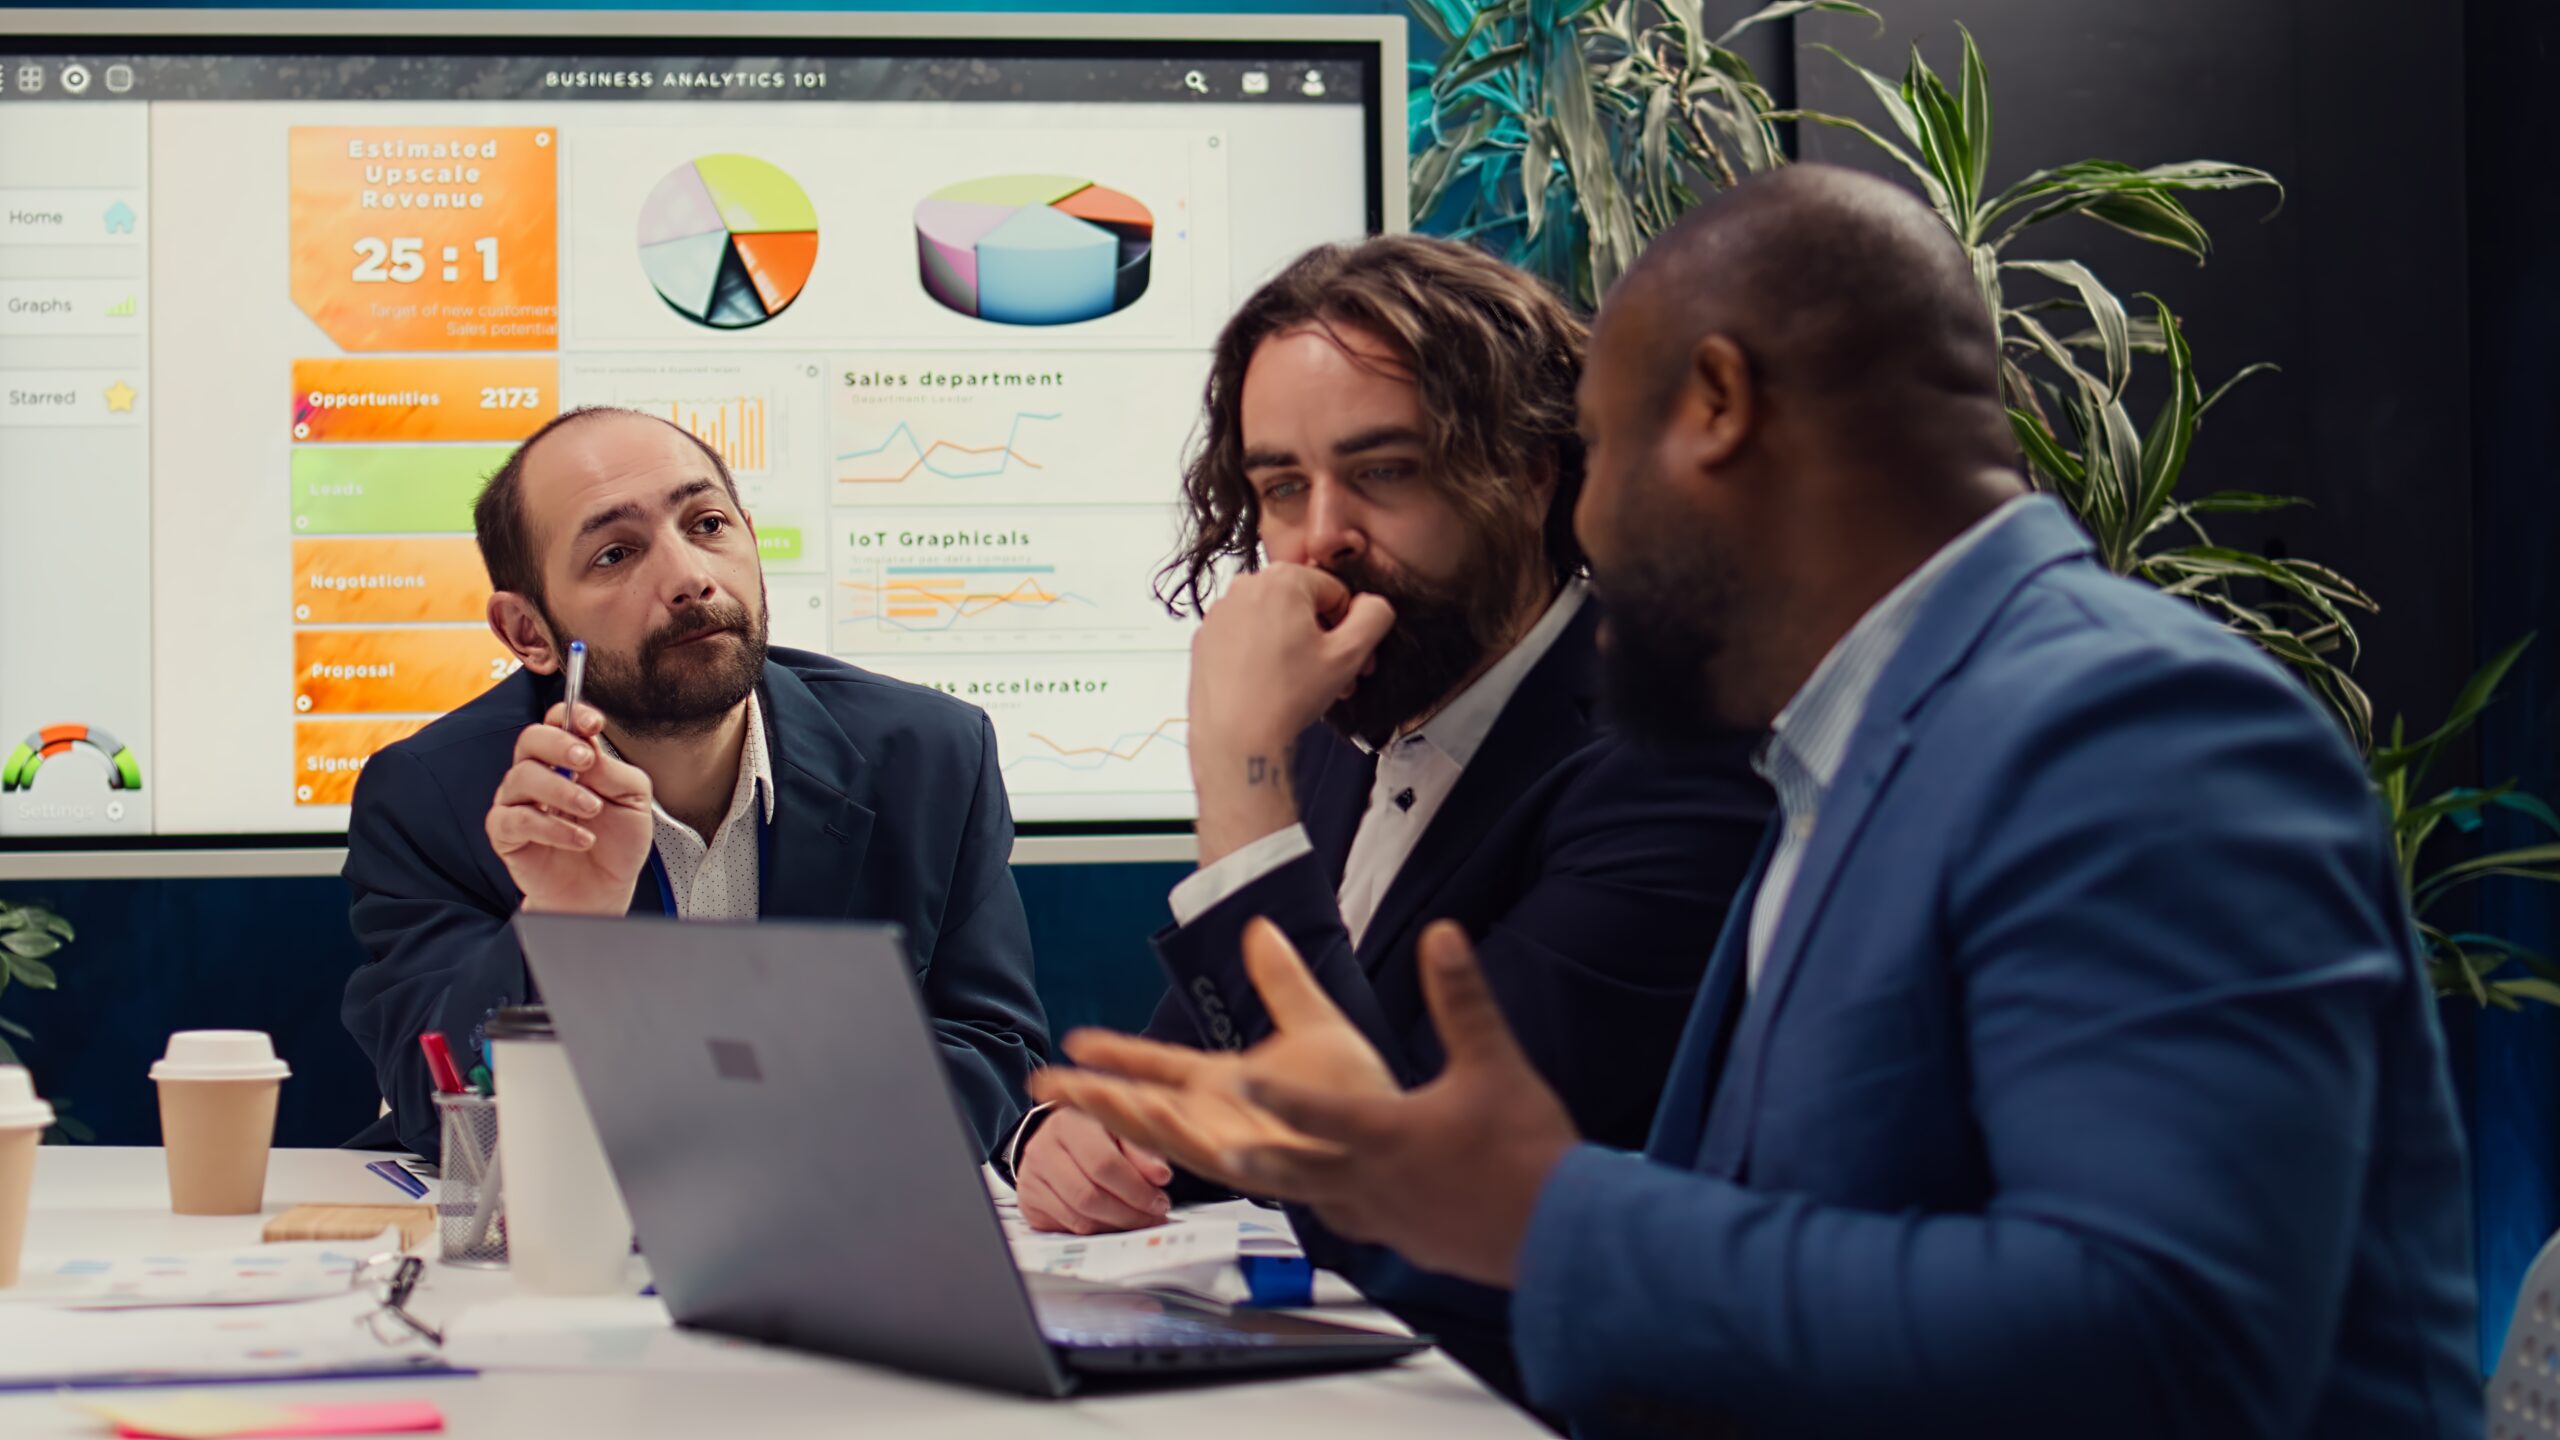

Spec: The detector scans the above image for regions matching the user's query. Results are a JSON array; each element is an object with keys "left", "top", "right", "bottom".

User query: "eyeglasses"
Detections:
[{"left": 349, "top": 1252, "right": 443, "bottom": 1348}]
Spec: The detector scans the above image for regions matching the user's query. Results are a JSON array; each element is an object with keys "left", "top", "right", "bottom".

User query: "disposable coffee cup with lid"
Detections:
[
  {"left": 0, "top": 1068, "right": 52, "bottom": 1132},
  {"left": 0, "top": 1066, "right": 44, "bottom": 1288},
  {"left": 152, "top": 1031, "right": 290, "bottom": 1216},
  {"left": 149, "top": 1031, "right": 292, "bottom": 1083}
]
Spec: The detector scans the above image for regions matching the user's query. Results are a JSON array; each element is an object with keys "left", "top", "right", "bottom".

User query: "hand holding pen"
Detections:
[{"left": 485, "top": 641, "right": 656, "bottom": 916}]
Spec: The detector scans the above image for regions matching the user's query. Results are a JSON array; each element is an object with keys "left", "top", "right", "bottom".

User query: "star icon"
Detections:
[{"left": 104, "top": 381, "right": 136, "bottom": 413}]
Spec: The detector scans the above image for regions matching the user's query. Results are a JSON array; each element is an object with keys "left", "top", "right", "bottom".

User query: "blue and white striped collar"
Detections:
[{"left": 1757, "top": 497, "right": 2028, "bottom": 796}]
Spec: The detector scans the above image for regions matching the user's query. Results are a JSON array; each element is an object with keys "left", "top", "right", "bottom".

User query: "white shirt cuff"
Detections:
[
  {"left": 1168, "top": 824, "right": 1316, "bottom": 928},
  {"left": 1004, "top": 1101, "right": 1055, "bottom": 1180}
]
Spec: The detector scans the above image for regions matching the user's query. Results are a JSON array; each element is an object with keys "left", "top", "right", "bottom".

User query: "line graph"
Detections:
[
  {"left": 846, "top": 655, "right": 1195, "bottom": 817},
  {"left": 834, "top": 411, "right": 1060, "bottom": 486},
  {"left": 1008, "top": 717, "right": 1188, "bottom": 774}
]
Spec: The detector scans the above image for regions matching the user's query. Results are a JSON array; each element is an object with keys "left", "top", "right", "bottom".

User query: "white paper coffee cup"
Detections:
[
  {"left": 0, "top": 1067, "right": 53, "bottom": 1288},
  {"left": 489, "top": 1007, "right": 632, "bottom": 1295},
  {"left": 152, "top": 1031, "right": 288, "bottom": 1216}
]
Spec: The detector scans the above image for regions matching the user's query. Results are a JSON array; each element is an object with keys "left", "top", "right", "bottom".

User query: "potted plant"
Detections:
[
  {"left": 0, "top": 899, "right": 70, "bottom": 1068},
  {"left": 2370, "top": 637, "right": 2560, "bottom": 1008},
  {"left": 1406, "top": 1, "right": 2560, "bottom": 1002}
]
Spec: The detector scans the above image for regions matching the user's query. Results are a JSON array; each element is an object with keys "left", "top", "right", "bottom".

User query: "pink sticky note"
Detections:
[{"left": 113, "top": 1401, "right": 444, "bottom": 1439}]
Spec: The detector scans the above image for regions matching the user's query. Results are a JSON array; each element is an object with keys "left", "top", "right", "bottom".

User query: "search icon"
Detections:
[{"left": 1183, "top": 70, "right": 1209, "bottom": 94}]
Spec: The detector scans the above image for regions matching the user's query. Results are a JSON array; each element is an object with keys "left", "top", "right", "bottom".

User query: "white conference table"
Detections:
[{"left": 0, "top": 1148, "right": 1548, "bottom": 1439}]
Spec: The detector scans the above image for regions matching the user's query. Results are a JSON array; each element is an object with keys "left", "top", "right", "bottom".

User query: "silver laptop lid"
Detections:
[{"left": 513, "top": 912, "right": 1069, "bottom": 1397}]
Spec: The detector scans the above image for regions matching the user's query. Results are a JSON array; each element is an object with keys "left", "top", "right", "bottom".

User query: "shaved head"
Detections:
[
  {"left": 1574, "top": 164, "right": 2025, "bottom": 737},
  {"left": 1606, "top": 163, "right": 2007, "bottom": 465}
]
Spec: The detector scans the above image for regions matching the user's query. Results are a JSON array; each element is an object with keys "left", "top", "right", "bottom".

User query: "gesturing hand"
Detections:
[
  {"left": 486, "top": 702, "right": 656, "bottom": 917},
  {"left": 1230, "top": 922, "right": 1581, "bottom": 1289},
  {"left": 1028, "top": 919, "right": 1400, "bottom": 1194},
  {"left": 1039, "top": 919, "right": 1580, "bottom": 1290}
]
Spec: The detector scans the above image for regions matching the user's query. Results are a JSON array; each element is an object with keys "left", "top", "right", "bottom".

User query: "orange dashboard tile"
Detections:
[
  {"left": 293, "top": 718, "right": 435, "bottom": 806},
  {"left": 292, "top": 537, "right": 493, "bottom": 625},
  {"left": 288, "top": 126, "right": 560, "bottom": 352},
  {"left": 294, "top": 629, "right": 518, "bottom": 716},
  {"left": 292, "top": 357, "right": 558, "bottom": 443}
]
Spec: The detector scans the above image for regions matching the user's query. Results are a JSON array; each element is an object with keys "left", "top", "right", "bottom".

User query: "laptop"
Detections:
[{"left": 513, "top": 912, "right": 1429, "bottom": 1397}]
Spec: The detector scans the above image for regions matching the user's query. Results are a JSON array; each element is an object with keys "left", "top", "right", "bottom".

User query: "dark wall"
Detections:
[
  {"left": 1797, "top": 1, "right": 2475, "bottom": 737},
  {"left": 4, "top": 862, "right": 1191, "bottom": 1148}
]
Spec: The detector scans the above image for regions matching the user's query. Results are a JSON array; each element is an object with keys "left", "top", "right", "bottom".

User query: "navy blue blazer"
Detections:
[
  {"left": 1146, "top": 601, "right": 1770, "bottom": 1391},
  {"left": 341, "top": 648, "right": 1050, "bottom": 1163},
  {"left": 1511, "top": 498, "right": 2479, "bottom": 1438}
]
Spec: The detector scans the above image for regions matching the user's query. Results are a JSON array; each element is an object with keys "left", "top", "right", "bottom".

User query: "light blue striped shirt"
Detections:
[{"left": 1746, "top": 498, "right": 2028, "bottom": 988}]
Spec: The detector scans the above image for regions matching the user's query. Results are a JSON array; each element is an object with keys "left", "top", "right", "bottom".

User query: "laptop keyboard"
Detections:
[{"left": 1045, "top": 1312, "right": 1283, "bottom": 1351}]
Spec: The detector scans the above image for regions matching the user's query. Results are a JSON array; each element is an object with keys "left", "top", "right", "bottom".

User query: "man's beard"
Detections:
[
  {"left": 553, "top": 590, "right": 770, "bottom": 741},
  {"left": 1591, "top": 505, "right": 1743, "bottom": 750},
  {"left": 1320, "top": 546, "right": 1535, "bottom": 750}
]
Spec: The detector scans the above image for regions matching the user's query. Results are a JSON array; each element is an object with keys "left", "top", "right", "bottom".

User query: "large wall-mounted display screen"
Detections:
[{"left": 0, "top": 14, "right": 1398, "bottom": 863}]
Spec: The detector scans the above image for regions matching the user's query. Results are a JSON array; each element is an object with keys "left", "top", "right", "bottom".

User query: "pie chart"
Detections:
[
  {"left": 914, "top": 174, "right": 1153, "bottom": 326},
  {"left": 639, "top": 155, "right": 819, "bottom": 330}
]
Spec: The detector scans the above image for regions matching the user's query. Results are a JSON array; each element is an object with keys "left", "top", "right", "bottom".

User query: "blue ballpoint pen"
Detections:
[{"left": 552, "top": 640, "right": 586, "bottom": 778}]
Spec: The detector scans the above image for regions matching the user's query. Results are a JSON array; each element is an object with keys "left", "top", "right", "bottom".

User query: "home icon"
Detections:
[{"left": 103, "top": 201, "right": 136, "bottom": 235}]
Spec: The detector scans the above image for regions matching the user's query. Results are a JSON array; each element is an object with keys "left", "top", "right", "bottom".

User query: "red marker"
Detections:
[{"left": 419, "top": 1032, "right": 466, "bottom": 1095}]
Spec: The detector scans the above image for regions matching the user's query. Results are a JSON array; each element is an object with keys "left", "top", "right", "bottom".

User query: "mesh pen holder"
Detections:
[{"left": 433, "top": 1092, "right": 508, "bottom": 1269}]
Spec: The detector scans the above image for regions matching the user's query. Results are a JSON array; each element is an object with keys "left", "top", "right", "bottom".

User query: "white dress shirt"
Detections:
[
  {"left": 597, "top": 688, "right": 775, "bottom": 921},
  {"left": 1169, "top": 577, "right": 1591, "bottom": 948},
  {"left": 1745, "top": 499, "right": 2025, "bottom": 988}
]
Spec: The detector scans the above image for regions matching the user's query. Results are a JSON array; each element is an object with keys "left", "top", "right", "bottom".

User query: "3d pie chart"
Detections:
[
  {"left": 915, "top": 175, "right": 1153, "bottom": 326},
  {"left": 639, "top": 155, "right": 819, "bottom": 329}
]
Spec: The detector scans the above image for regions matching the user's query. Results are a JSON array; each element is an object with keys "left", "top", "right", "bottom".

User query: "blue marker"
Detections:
[{"left": 553, "top": 640, "right": 586, "bottom": 778}]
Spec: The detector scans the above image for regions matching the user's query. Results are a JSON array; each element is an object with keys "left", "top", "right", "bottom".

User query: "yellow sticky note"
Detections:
[{"left": 77, "top": 1394, "right": 300, "bottom": 1440}]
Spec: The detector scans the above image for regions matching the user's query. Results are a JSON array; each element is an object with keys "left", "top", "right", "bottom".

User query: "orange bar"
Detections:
[
  {"left": 295, "top": 629, "right": 517, "bottom": 715},
  {"left": 292, "top": 537, "right": 493, "bottom": 624},
  {"left": 292, "top": 357, "right": 559, "bottom": 443},
  {"left": 293, "top": 717, "right": 435, "bottom": 805}
]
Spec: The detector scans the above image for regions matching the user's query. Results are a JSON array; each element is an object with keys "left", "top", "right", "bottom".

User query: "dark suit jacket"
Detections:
[
  {"left": 341, "top": 647, "right": 1049, "bottom": 1162},
  {"left": 1511, "top": 497, "right": 2479, "bottom": 1438},
  {"left": 1144, "top": 601, "right": 1769, "bottom": 1395}
]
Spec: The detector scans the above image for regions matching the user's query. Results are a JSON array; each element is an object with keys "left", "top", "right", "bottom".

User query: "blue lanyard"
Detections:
[{"left": 642, "top": 784, "right": 773, "bottom": 916}]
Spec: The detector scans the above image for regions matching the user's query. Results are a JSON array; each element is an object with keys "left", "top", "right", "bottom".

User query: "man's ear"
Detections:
[
  {"left": 1686, "top": 333, "right": 1758, "bottom": 474},
  {"left": 488, "top": 592, "right": 562, "bottom": 675},
  {"left": 1522, "top": 455, "right": 1560, "bottom": 524}
]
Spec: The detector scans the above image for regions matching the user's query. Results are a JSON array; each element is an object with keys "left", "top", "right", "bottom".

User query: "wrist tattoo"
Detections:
[{"left": 1244, "top": 746, "right": 1295, "bottom": 791}]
